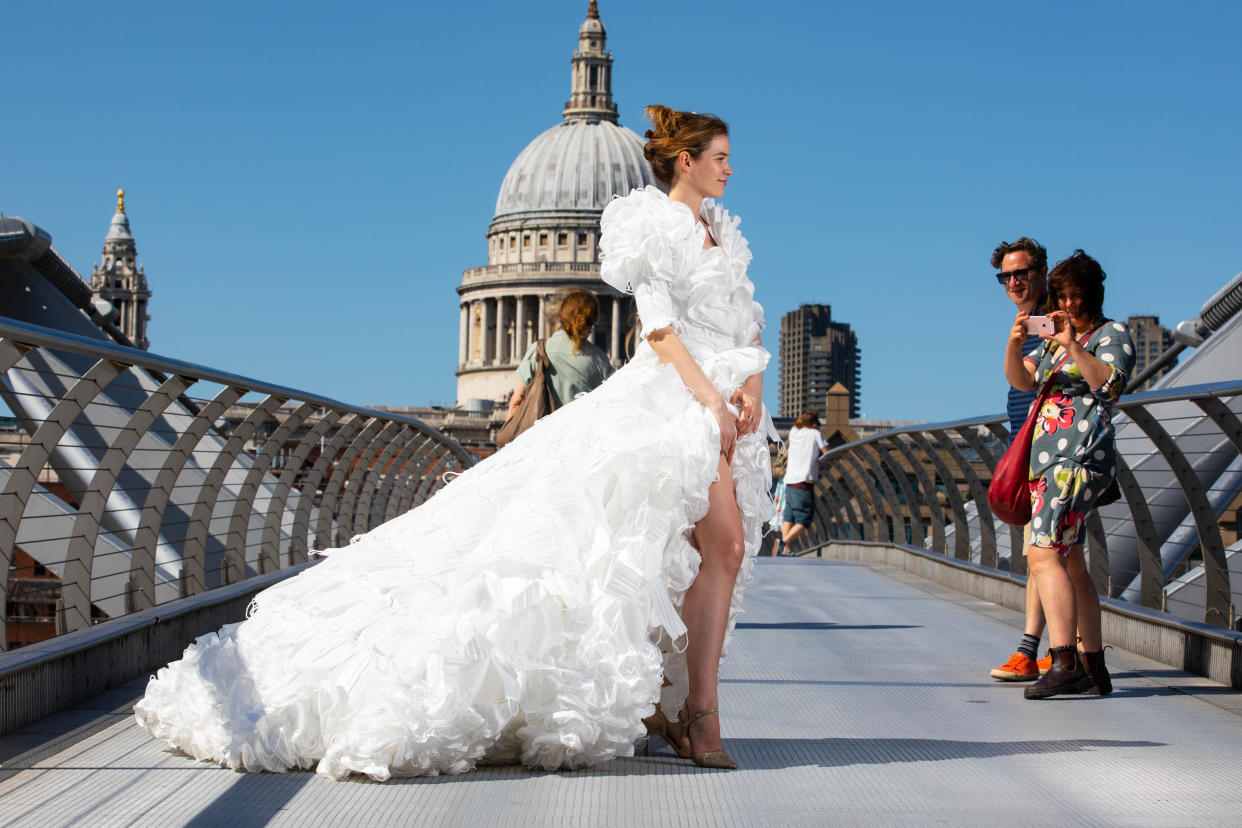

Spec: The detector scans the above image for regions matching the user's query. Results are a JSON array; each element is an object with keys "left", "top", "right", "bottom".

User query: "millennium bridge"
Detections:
[{"left": 2, "top": 217, "right": 1241, "bottom": 825}]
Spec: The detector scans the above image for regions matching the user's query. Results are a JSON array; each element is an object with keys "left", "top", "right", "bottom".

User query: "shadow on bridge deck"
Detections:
[{"left": 2, "top": 558, "right": 1240, "bottom": 826}]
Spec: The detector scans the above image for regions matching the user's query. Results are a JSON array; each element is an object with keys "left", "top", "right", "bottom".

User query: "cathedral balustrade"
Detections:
[
  {"left": 461, "top": 261, "right": 599, "bottom": 284},
  {"left": 0, "top": 316, "right": 475, "bottom": 652},
  {"left": 788, "top": 379, "right": 1242, "bottom": 634}
]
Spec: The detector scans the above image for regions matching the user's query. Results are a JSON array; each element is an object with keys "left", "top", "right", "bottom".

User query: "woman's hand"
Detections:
[
  {"left": 711, "top": 400, "right": 737, "bottom": 463},
  {"left": 507, "top": 381, "right": 527, "bottom": 416},
  {"left": 1046, "top": 310, "right": 1076, "bottom": 348},
  {"left": 730, "top": 388, "right": 761, "bottom": 436},
  {"left": 1046, "top": 311, "right": 1112, "bottom": 390}
]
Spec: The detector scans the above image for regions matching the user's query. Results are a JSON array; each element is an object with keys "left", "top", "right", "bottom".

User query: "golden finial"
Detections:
[
  {"left": 117, "top": 189, "right": 126, "bottom": 213},
  {"left": 588, "top": 0, "right": 599, "bottom": 19}
]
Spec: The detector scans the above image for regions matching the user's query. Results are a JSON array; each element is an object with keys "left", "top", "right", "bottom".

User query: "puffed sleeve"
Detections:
[
  {"left": 515, "top": 340, "right": 538, "bottom": 385},
  {"left": 599, "top": 186, "right": 694, "bottom": 336},
  {"left": 1089, "top": 321, "right": 1137, "bottom": 402}
]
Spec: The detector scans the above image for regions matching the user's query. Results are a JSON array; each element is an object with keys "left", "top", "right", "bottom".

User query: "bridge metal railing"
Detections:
[
  {"left": 795, "top": 379, "right": 1242, "bottom": 631},
  {"left": 0, "top": 317, "right": 475, "bottom": 651}
]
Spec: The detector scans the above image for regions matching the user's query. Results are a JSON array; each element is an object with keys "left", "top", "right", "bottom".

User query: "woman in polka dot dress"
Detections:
[{"left": 1004, "top": 250, "right": 1135, "bottom": 700}]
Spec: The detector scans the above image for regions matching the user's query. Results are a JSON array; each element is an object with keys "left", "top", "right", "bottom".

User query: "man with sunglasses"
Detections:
[{"left": 989, "top": 237, "right": 1053, "bottom": 682}]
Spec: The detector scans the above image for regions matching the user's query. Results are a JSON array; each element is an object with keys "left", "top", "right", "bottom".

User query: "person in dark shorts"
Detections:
[{"left": 777, "top": 410, "right": 827, "bottom": 555}]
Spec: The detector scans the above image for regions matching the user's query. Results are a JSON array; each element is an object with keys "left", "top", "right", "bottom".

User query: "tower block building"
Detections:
[
  {"left": 779, "top": 304, "right": 861, "bottom": 419},
  {"left": 455, "top": 1, "right": 657, "bottom": 403},
  {"left": 89, "top": 189, "right": 151, "bottom": 349}
]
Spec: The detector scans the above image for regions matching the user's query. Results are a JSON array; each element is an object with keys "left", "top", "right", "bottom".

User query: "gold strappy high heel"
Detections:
[
  {"left": 642, "top": 708, "right": 683, "bottom": 756},
  {"left": 678, "top": 706, "right": 738, "bottom": 769}
]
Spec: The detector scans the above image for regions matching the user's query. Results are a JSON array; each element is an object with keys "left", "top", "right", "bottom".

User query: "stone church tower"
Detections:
[
  {"left": 90, "top": 189, "right": 151, "bottom": 349},
  {"left": 455, "top": 1, "right": 658, "bottom": 403}
]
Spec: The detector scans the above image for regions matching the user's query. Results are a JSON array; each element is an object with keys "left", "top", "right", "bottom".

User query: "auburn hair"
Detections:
[
  {"left": 1048, "top": 249, "right": 1107, "bottom": 325},
  {"left": 643, "top": 105, "right": 729, "bottom": 188},
  {"left": 558, "top": 289, "right": 599, "bottom": 353},
  {"left": 795, "top": 410, "right": 821, "bottom": 429}
]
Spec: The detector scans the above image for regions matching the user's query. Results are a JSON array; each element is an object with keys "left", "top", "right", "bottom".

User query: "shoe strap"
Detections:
[{"left": 683, "top": 707, "right": 719, "bottom": 727}]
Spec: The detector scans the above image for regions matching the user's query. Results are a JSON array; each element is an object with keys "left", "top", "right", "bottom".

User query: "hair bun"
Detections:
[{"left": 643, "top": 104, "right": 680, "bottom": 140}]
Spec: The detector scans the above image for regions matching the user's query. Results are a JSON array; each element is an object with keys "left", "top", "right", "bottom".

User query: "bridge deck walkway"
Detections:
[{"left": 2, "top": 557, "right": 1240, "bottom": 826}]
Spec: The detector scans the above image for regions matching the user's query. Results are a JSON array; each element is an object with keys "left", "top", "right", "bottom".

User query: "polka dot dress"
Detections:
[{"left": 1023, "top": 321, "right": 1136, "bottom": 553}]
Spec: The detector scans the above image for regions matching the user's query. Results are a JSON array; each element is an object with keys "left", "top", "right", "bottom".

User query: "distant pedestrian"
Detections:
[
  {"left": 508, "top": 289, "right": 613, "bottom": 416},
  {"left": 1004, "top": 250, "right": 1135, "bottom": 699},
  {"left": 776, "top": 410, "right": 827, "bottom": 555}
]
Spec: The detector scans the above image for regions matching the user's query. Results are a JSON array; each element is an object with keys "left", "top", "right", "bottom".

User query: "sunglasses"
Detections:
[{"left": 995, "top": 267, "right": 1040, "bottom": 285}]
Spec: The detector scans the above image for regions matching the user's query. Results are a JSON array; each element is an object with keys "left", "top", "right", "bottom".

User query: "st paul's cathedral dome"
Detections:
[{"left": 456, "top": 1, "right": 657, "bottom": 403}]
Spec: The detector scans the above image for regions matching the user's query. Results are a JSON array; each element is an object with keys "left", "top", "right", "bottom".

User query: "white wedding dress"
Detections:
[{"left": 134, "top": 186, "right": 777, "bottom": 780}]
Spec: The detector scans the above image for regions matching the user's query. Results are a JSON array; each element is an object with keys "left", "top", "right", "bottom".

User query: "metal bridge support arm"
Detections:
[
  {"left": 884, "top": 434, "right": 942, "bottom": 553},
  {"left": 952, "top": 425, "right": 1002, "bottom": 569},
  {"left": 64, "top": 373, "right": 195, "bottom": 615},
  {"left": 852, "top": 443, "right": 907, "bottom": 544},
  {"left": 184, "top": 394, "right": 287, "bottom": 589},
  {"left": 1126, "top": 406, "right": 1231, "bottom": 624},
  {"left": 908, "top": 431, "right": 972, "bottom": 560},
  {"left": 982, "top": 422, "right": 1026, "bottom": 573},
  {"left": 3, "top": 357, "right": 124, "bottom": 633},
  {"left": 132, "top": 386, "right": 246, "bottom": 599},
  {"left": 1111, "top": 452, "right": 1165, "bottom": 611},
  {"left": 335, "top": 420, "right": 405, "bottom": 547},
  {"left": 315, "top": 418, "right": 386, "bottom": 550},
  {"left": 227, "top": 401, "right": 318, "bottom": 576},
  {"left": 260, "top": 409, "right": 341, "bottom": 570}
]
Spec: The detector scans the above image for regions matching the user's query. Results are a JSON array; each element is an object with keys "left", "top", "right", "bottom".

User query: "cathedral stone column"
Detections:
[
  {"left": 495, "top": 297, "right": 508, "bottom": 365},
  {"left": 610, "top": 296, "right": 621, "bottom": 362},
  {"left": 537, "top": 295, "right": 547, "bottom": 339},
  {"left": 481, "top": 298, "right": 495, "bottom": 364},
  {"left": 459, "top": 303, "right": 469, "bottom": 366},
  {"left": 514, "top": 296, "right": 528, "bottom": 358}
]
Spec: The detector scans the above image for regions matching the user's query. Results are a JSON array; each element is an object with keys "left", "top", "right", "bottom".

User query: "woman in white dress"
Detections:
[{"left": 134, "top": 105, "right": 776, "bottom": 780}]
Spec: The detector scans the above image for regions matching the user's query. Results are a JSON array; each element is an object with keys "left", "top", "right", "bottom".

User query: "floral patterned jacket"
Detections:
[{"left": 1024, "top": 319, "right": 1137, "bottom": 484}]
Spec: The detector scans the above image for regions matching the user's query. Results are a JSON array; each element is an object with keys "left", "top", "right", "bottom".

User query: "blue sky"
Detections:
[{"left": 4, "top": 1, "right": 1239, "bottom": 422}]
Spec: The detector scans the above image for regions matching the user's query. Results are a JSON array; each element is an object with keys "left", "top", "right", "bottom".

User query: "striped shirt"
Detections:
[{"left": 1007, "top": 333, "right": 1046, "bottom": 446}]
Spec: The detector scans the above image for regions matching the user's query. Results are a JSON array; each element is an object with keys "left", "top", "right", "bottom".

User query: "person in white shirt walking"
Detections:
[{"left": 777, "top": 411, "right": 828, "bottom": 555}]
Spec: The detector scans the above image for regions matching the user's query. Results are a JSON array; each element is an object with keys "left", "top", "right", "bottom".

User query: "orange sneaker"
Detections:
[
  {"left": 1037, "top": 652, "right": 1052, "bottom": 675},
  {"left": 990, "top": 652, "right": 1040, "bottom": 681}
]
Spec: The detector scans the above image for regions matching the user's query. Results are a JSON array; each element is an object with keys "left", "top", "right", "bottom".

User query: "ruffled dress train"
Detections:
[{"left": 134, "top": 186, "right": 776, "bottom": 780}]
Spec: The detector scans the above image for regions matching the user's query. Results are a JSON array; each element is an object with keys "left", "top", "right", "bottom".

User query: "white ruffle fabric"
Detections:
[{"left": 135, "top": 186, "right": 775, "bottom": 781}]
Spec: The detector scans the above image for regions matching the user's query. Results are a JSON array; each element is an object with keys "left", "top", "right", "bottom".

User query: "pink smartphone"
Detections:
[{"left": 1024, "top": 315, "right": 1055, "bottom": 336}]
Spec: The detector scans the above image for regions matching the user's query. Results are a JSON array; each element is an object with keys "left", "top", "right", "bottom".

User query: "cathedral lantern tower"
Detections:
[
  {"left": 562, "top": 0, "right": 617, "bottom": 122},
  {"left": 455, "top": 2, "right": 658, "bottom": 404},
  {"left": 90, "top": 189, "right": 152, "bottom": 349}
]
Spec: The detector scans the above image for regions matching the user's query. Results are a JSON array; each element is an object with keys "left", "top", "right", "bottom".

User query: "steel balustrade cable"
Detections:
[{"left": 0, "top": 316, "right": 476, "bottom": 650}]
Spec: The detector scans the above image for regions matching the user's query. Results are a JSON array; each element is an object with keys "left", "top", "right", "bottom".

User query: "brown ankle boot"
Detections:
[
  {"left": 1080, "top": 649, "right": 1113, "bottom": 696},
  {"left": 1024, "top": 645, "right": 1089, "bottom": 699}
]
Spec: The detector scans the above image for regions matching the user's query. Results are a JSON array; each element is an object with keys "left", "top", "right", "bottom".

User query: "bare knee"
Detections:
[
  {"left": 704, "top": 531, "right": 745, "bottom": 576},
  {"left": 1026, "top": 546, "right": 1064, "bottom": 578}
]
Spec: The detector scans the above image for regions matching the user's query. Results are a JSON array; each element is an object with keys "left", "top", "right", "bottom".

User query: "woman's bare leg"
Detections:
[
  {"left": 1065, "top": 545, "right": 1101, "bottom": 651},
  {"left": 677, "top": 454, "right": 745, "bottom": 754},
  {"left": 1027, "top": 545, "right": 1076, "bottom": 649}
]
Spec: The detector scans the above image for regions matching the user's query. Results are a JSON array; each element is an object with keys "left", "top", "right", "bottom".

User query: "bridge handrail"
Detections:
[
  {"left": 0, "top": 316, "right": 476, "bottom": 651},
  {"left": 801, "top": 378, "right": 1242, "bottom": 630}
]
